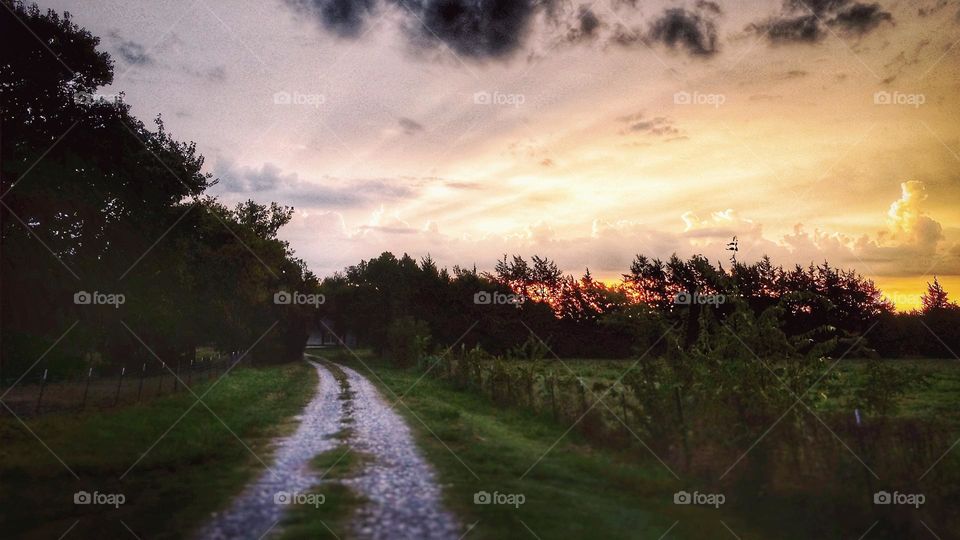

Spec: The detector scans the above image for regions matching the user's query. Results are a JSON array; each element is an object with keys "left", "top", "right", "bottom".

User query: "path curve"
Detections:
[{"left": 196, "top": 361, "right": 344, "bottom": 539}]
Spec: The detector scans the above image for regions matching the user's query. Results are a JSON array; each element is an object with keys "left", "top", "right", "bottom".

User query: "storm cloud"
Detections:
[
  {"left": 647, "top": 7, "right": 719, "bottom": 57},
  {"left": 750, "top": 0, "right": 893, "bottom": 44},
  {"left": 287, "top": 0, "right": 377, "bottom": 37}
]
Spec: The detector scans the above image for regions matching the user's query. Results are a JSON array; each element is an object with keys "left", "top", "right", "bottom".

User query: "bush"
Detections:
[{"left": 384, "top": 317, "right": 431, "bottom": 368}]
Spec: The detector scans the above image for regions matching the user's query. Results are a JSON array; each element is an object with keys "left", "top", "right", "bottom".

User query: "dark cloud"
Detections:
[
  {"left": 404, "top": 0, "right": 539, "bottom": 59},
  {"left": 754, "top": 14, "right": 822, "bottom": 43},
  {"left": 560, "top": 4, "right": 602, "bottom": 43},
  {"left": 829, "top": 3, "right": 894, "bottom": 34},
  {"left": 578, "top": 6, "right": 600, "bottom": 37},
  {"left": 116, "top": 39, "right": 153, "bottom": 65},
  {"left": 287, "top": 0, "right": 377, "bottom": 37},
  {"left": 398, "top": 117, "right": 424, "bottom": 134},
  {"left": 288, "top": 0, "right": 543, "bottom": 59},
  {"left": 647, "top": 7, "right": 719, "bottom": 57},
  {"left": 750, "top": 0, "right": 893, "bottom": 44}
]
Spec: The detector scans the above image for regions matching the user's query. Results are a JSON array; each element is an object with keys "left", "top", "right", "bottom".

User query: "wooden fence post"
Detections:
[
  {"left": 81, "top": 367, "right": 93, "bottom": 410},
  {"left": 114, "top": 367, "right": 125, "bottom": 406},
  {"left": 35, "top": 369, "right": 48, "bottom": 414},
  {"left": 137, "top": 363, "right": 146, "bottom": 403}
]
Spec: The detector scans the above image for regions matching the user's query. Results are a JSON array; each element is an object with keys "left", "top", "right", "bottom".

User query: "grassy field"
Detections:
[
  {"left": 0, "top": 363, "right": 315, "bottom": 539},
  {"left": 323, "top": 349, "right": 775, "bottom": 540},
  {"left": 325, "top": 350, "right": 960, "bottom": 539},
  {"left": 465, "top": 356, "right": 960, "bottom": 424}
]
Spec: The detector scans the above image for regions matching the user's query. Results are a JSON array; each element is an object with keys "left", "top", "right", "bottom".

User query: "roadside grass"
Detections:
[
  {"left": 326, "top": 350, "right": 768, "bottom": 540},
  {"left": 0, "top": 362, "right": 315, "bottom": 539},
  {"left": 278, "top": 445, "right": 370, "bottom": 540}
]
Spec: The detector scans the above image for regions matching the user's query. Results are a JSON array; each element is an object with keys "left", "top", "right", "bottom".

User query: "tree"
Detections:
[{"left": 921, "top": 276, "right": 953, "bottom": 313}]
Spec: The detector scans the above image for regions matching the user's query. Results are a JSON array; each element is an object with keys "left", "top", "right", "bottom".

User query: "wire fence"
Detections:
[{"left": 0, "top": 352, "right": 249, "bottom": 418}]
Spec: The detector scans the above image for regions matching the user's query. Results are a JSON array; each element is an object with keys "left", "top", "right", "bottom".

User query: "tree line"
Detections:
[
  {"left": 1, "top": 2, "right": 320, "bottom": 381},
  {"left": 319, "top": 252, "right": 959, "bottom": 362}
]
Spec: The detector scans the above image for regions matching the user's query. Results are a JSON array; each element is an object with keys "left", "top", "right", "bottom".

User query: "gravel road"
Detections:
[
  {"left": 338, "top": 363, "right": 461, "bottom": 539},
  {"left": 196, "top": 359, "right": 460, "bottom": 539},
  {"left": 196, "top": 361, "right": 344, "bottom": 539}
]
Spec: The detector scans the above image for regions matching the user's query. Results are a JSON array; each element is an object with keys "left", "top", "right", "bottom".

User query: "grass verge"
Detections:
[{"left": 0, "top": 362, "right": 315, "bottom": 539}]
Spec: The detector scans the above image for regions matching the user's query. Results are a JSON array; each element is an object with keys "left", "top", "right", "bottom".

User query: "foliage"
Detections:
[{"left": 1, "top": 2, "right": 319, "bottom": 380}]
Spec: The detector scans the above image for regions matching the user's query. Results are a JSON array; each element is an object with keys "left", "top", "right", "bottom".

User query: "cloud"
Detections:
[
  {"left": 647, "top": 7, "right": 719, "bottom": 57},
  {"left": 116, "top": 38, "right": 154, "bottom": 65},
  {"left": 563, "top": 5, "right": 602, "bottom": 43},
  {"left": 287, "top": 0, "right": 377, "bottom": 37},
  {"left": 618, "top": 112, "right": 681, "bottom": 137},
  {"left": 887, "top": 180, "right": 943, "bottom": 251},
  {"left": 212, "top": 161, "right": 417, "bottom": 208},
  {"left": 398, "top": 117, "right": 424, "bottom": 135},
  {"left": 829, "top": 2, "right": 894, "bottom": 34},
  {"left": 749, "top": 0, "right": 893, "bottom": 44},
  {"left": 402, "top": 0, "right": 539, "bottom": 59},
  {"left": 289, "top": 0, "right": 722, "bottom": 61}
]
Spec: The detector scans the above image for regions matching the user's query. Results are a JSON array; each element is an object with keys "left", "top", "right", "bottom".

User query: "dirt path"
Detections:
[
  {"left": 337, "top": 363, "right": 460, "bottom": 539},
  {"left": 197, "top": 359, "right": 459, "bottom": 539},
  {"left": 196, "top": 361, "right": 345, "bottom": 539}
]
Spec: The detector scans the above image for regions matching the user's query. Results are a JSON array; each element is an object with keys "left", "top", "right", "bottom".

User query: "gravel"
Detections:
[
  {"left": 338, "top": 363, "right": 461, "bottom": 540},
  {"left": 196, "top": 360, "right": 461, "bottom": 540}
]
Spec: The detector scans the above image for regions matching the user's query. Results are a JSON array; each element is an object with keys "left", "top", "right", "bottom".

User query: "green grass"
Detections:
[
  {"left": 279, "top": 445, "right": 370, "bottom": 540},
  {"left": 827, "top": 358, "right": 960, "bottom": 422},
  {"left": 325, "top": 350, "right": 770, "bottom": 540},
  {"left": 0, "top": 363, "right": 315, "bottom": 539}
]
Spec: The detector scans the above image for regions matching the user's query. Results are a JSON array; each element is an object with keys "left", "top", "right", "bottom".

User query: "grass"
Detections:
[
  {"left": 279, "top": 445, "right": 370, "bottom": 540},
  {"left": 0, "top": 362, "right": 315, "bottom": 539},
  {"left": 828, "top": 358, "right": 960, "bottom": 422},
  {"left": 324, "top": 350, "right": 771, "bottom": 540}
]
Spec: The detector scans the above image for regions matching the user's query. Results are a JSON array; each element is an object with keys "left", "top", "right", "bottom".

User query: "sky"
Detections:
[{"left": 42, "top": 0, "right": 960, "bottom": 309}]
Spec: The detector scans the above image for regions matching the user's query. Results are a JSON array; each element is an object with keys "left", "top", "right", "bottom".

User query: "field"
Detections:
[
  {"left": 0, "top": 363, "right": 315, "bottom": 539},
  {"left": 326, "top": 349, "right": 960, "bottom": 539}
]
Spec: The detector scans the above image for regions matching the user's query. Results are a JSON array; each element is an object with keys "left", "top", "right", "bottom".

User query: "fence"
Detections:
[{"left": 0, "top": 352, "right": 249, "bottom": 418}]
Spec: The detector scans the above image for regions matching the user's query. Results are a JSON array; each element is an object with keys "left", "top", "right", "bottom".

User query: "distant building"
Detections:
[{"left": 307, "top": 318, "right": 357, "bottom": 348}]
